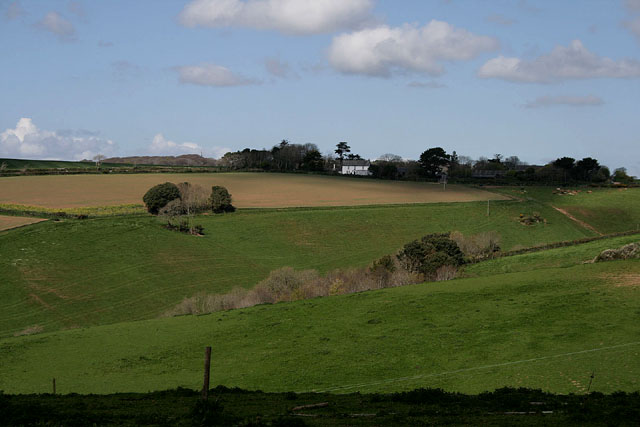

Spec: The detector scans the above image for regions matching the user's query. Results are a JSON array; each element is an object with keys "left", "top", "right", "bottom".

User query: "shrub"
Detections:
[
  {"left": 143, "top": 182, "right": 181, "bottom": 214},
  {"left": 435, "top": 265, "right": 458, "bottom": 281},
  {"left": 177, "top": 182, "right": 209, "bottom": 214},
  {"left": 450, "top": 231, "right": 501, "bottom": 259},
  {"left": 210, "top": 186, "right": 235, "bottom": 213},
  {"left": 158, "top": 198, "right": 185, "bottom": 218},
  {"left": 592, "top": 242, "right": 640, "bottom": 262},
  {"left": 397, "top": 233, "right": 464, "bottom": 278},
  {"left": 253, "top": 267, "right": 318, "bottom": 303}
]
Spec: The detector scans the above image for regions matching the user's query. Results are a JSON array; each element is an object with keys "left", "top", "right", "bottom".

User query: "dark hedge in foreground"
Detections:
[{"left": 1, "top": 386, "right": 638, "bottom": 426}]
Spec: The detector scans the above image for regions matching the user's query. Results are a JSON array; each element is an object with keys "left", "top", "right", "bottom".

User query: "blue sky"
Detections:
[{"left": 1, "top": 0, "right": 639, "bottom": 175}]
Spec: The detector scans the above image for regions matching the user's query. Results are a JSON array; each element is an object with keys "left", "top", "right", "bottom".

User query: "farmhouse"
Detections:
[{"left": 340, "top": 159, "right": 372, "bottom": 176}]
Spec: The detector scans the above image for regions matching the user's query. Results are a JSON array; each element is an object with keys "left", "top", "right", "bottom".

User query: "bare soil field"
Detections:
[
  {"left": 0, "top": 173, "right": 507, "bottom": 208},
  {"left": 0, "top": 215, "right": 46, "bottom": 231}
]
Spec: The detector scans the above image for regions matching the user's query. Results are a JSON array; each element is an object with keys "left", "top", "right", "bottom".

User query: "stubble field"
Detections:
[
  {"left": 0, "top": 173, "right": 507, "bottom": 208},
  {"left": 0, "top": 215, "right": 46, "bottom": 231}
]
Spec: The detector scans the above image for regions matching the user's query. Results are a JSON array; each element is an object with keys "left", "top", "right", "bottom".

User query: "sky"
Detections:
[{"left": 1, "top": 0, "right": 639, "bottom": 175}]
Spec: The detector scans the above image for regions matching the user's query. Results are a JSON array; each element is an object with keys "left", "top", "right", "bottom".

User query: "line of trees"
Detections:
[{"left": 211, "top": 138, "right": 635, "bottom": 184}]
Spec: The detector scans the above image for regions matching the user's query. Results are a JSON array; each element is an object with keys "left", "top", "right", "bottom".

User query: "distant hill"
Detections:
[{"left": 103, "top": 154, "right": 219, "bottom": 167}]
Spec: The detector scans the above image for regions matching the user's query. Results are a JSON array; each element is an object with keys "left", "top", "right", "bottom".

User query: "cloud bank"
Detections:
[
  {"left": 149, "top": 133, "right": 230, "bottom": 158},
  {"left": 524, "top": 95, "right": 604, "bottom": 108},
  {"left": 328, "top": 21, "right": 499, "bottom": 77},
  {"left": 176, "top": 64, "right": 257, "bottom": 86},
  {"left": 178, "top": 0, "right": 373, "bottom": 34},
  {"left": 478, "top": 40, "right": 640, "bottom": 82},
  {"left": 36, "top": 11, "right": 76, "bottom": 41},
  {"left": 0, "top": 118, "right": 116, "bottom": 160}
]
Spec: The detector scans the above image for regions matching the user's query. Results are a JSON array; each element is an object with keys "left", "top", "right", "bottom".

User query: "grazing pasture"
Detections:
[
  {"left": 0, "top": 200, "right": 592, "bottom": 338},
  {"left": 0, "top": 215, "right": 46, "bottom": 231},
  {"left": 495, "top": 187, "right": 640, "bottom": 235},
  {"left": 0, "top": 173, "right": 508, "bottom": 208},
  {"left": 1, "top": 248, "right": 638, "bottom": 395}
]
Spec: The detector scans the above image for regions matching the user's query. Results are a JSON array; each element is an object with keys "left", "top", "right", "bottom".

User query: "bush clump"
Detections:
[
  {"left": 450, "top": 231, "right": 501, "bottom": 260},
  {"left": 143, "top": 182, "right": 181, "bottom": 214},
  {"left": 397, "top": 233, "right": 464, "bottom": 278},
  {"left": 210, "top": 186, "right": 235, "bottom": 213},
  {"left": 592, "top": 242, "right": 640, "bottom": 263}
]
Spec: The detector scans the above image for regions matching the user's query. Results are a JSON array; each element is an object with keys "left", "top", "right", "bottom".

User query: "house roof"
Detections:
[{"left": 342, "top": 159, "right": 370, "bottom": 166}]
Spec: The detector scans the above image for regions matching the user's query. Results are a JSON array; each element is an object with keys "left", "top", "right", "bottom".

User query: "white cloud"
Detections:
[
  {"left": 149, "top": 133, "right": 230, "bottom": 158},
  {"left": 524, "top": 95, "right": 604, "bottom": 108},
  {"left": 624, "top": 16, "right": 640, "bottom": 40},
  {"left": 178, "top": 0, "right": 373, "bottom": 35},
  {"left": 0, "top": 118, "right": 116, "bottom": 160},
  {"left": 5, "top": 1, "right": 25, "bottom": 20},
  {"left": 328, "top": 21, "right": 499, "bottom": 77},
  {"left": 36, "top": 11, "right": 76, "bottom": 41},
  {"left": 478, "top": 40, "right": 640, "bottom": 82},
  {"left": 176, "top": 64, "right": 257, "bottom": 86}
]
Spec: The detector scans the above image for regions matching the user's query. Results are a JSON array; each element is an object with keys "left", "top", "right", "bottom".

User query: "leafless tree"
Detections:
[{"left": 93, "top": 154, "right": 106, "bottom": 169}]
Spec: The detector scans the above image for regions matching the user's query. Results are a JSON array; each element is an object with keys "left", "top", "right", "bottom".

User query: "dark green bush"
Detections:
[
  {"left": 143, "top": 182, "right": 181, "bottom": 214},
  {"left": 397, "top": 233, "right": 464, "bottom": 277},
  {"left": 210, "top": 186, "right": 235, "bottom": 213}
]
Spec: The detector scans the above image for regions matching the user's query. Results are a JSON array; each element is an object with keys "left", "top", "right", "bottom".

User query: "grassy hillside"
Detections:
[
  {"left": 1, "top": 248, "right": 637, "bottom": 395},
  {"left": 0, "top": 200, "right": 594, "bottom": 338},
  {"left": 494, "top": 186, "right": 640, "bottom": 235}
]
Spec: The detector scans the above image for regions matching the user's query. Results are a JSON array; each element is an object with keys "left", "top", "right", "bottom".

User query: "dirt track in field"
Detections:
[
  {"left": 0, "top": 173, "right": 508, "bottom": 209},
  {"left": 0, "top": 215, "right": 46, "bottom": 231}
]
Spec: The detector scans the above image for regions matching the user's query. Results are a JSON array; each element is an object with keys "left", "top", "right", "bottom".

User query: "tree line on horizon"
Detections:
[{"left": 214, "top": 140, "right": 635, "bottom": 184}]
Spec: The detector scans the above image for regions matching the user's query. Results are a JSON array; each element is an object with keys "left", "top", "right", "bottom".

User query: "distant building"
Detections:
[{"left": 340, "top": 159, "right": 372, "bottom": 176}]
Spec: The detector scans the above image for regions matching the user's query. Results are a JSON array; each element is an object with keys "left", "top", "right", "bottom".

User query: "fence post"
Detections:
[
  {"left": 201, "top": 346, "right": 212, "bottom": 401},
  {"left": 52, "top": 378, "right": 56, "bottom": 395}
]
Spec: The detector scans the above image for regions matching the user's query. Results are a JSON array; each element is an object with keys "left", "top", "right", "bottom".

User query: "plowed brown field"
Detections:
[
  {"left": 0, "top": 173, "right": 507, "bottom": 208},
  {"left": 0, "top": 215, "right": 46, "bottom": 231}
]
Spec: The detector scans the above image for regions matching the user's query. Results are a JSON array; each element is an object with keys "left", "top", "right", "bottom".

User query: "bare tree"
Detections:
[
  {"left": 177, "top": 182, "right": 209, "bottom": 231},
  {"left": 93, "top": 154, "right": 106, "bottom": 169}
]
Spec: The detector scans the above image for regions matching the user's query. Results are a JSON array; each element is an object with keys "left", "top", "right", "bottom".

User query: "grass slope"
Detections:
[
  {"left": 494, "top": 187, "right": 640, "bottom": 235},
  {"left": 0, "top": 250, "right": 638, "bottom": 395},
  {"left": 0, "top": 200, "right": 593, "bottom": 337}
]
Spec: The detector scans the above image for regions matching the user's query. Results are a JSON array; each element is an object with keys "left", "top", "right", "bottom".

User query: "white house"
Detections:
[{"left": 340, "top": 159, "right": 371, "bottom": 176}]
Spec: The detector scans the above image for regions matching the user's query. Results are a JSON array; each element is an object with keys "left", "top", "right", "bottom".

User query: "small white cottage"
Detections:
[{"left": 340, "top": 159, "right": 372, "bottom": 176}]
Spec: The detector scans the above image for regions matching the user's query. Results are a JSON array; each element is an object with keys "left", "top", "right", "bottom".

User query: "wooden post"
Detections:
[
  {"left": 587, "top": 371, "right": 595, "bottom": 392},
  {"left": 487, "top": 199, "right": 490, "bottom": 217},
  {"left": 52, "top": 378, "right": 56, "bottom": 395},
  {"left": 201, "top": 346, "right": 212, "bottom": 401}
]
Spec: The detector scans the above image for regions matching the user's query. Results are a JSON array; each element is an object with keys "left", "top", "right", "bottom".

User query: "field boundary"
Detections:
[{"left": 466, "top": 229, "right": 640, "bottom": 265}]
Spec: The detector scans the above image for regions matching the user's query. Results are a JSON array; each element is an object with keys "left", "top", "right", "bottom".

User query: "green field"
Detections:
[
  {"left": 0, "top": 200, "right": 594, "bottom": 338},
  {"left": 494, "top": 186, "right": 640, "bottom": 235},
  {"left": 1, "top": 181, "right": 639, "bottom": 398},
  {"left": 1, "top": 239, "right": 638, "bottom": 395}
]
